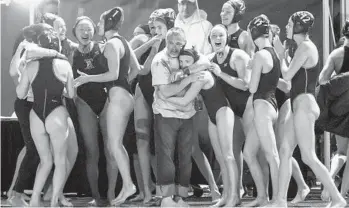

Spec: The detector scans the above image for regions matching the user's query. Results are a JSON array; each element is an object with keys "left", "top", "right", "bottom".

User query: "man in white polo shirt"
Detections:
[{"left": 151, "top": 27, "right": 205, "bottom": 206}]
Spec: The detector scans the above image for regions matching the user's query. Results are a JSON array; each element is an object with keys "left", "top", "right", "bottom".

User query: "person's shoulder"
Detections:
[
  {"left": 330, "top": 47, "right": 345, "bottom": 58},
  {"left": 232, "top": 48, "right": 249, "bottom": 60}
]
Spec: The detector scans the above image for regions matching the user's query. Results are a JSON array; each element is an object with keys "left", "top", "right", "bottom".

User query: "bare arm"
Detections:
[
  {"left": 16, "top": 62, "right": 33, "bottom": 99},
  {"left": 280, "top": 43, "right": 309, "bottom": 81},
  {"left": 319, "top": 51, "right": 337, "bottom": 85},
  {"left": 248, "top": 52, "right": 263, "bottom": 94},
  {"left": 239, "top": 31, "right": 255, "bottom": 58},
  {"left": 134, "top": 36, "right": 160, "bottom": 59},
  {"left": 130, "top": 34, "right": 149, "bottom": 50},
  {"left": 277, "top": 78, "right": 291, "bottom": 93},
  {"left": 127, "top": 41, "right": 142, "bottom": 82},
  {"left": 157, "top": 77, "right": 193, "bottom": 98},
  {"left": 139, "top": 46, "right": 158, "bottom": 75},
  {"left": 188, "top": 55, "right": 211, "bottom": 74},
  {"left": 166, "top": 80, "right": 206, "bottom": 106}
]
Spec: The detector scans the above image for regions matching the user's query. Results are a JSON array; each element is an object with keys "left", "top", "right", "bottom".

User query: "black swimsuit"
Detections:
[
  {"left": 138, "top": 40, "right": 166, "bottom": 108},
  {"left": 31, "top": 58, "right": 64, "bottom": 122},
  {"left": 290, "top": 62, "right": 320, "bottom": 111},
  {"left": 213, "top": 48, "right": 251, "bottom": 118},
  {"left": 228, "top": 29, "right": 244, "bottom": 49},
  {"left": 200, "top": 73, "right": 228, "bottom": 125},
  {"left": 104, "top": 35, "right": 132, "bottom": 95},
  {"left": 253, "top": 47, "right": 280, "bottom": 110},
  {"left": 72, "top": 42, "right": 108, "bottom": 116}
]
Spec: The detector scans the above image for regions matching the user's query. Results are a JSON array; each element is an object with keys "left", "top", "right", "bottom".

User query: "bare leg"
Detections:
[
  {"left": 216, "top": 107, "right": 240, "bottom": 206},
  {"left": 75, "top": 97, "right": 102, "bottom": 205},
  {"left": 208, "top": 120, "right": 229, "bottom": 207},
  {"left": 29, "top": 111, "right": 53, "bottom": 207},
  {"left": 192, "top": 131, "right": 221, "bottom": 202},
  {"left": 130, "top": 154, "right": 145, "bottom": 202},
  {"left": 7, "top": 147, "right": 26, "bottom": 199},
  {"left": 134, "top": 87, "right": 153, "bottom": 203},
  {"left": 340, "top": 138, "right": 349, "bottom": 197},
  {"left": 107, "top": 88, "right": 136, "bottom": 206},
  {"left": 293, "top": 96, "right": 346, "bottom": 207},
  {"left": 45, "top": 107, "right": 70, "bottom": 207},
  {"left": 253, "top": 100, "right": 279, "bottom": 201},
  {"left": 233, "top": 117, "right": 246, "bottom": 199}
]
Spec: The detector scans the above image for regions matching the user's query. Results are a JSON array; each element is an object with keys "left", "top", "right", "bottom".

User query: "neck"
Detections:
[
  {"left": 105, "top": 30, "right": 119, "bottom": 40},
  {"left": 216, "top": 45, "right": 229, "bottom": 58},
  {"left": 78, "top": 41, "right": 94, "bottom": 53},
  {"left": 255, "top": 37, "right": 272, "bottom": 50},
  {"left": 227, "top": 23, "right": 240, "bottom": 34},
  {"left": 293, "top": 33, "right": 309, "bottom": 46}
]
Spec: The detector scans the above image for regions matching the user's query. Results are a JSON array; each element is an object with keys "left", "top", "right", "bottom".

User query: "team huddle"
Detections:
[{"left": 6, "top": 0, "right": 349, "bottom": 207}]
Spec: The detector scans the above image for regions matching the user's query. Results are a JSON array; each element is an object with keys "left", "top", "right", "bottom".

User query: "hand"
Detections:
[
  {"left": 273, "top": 35, "right": 285, "bottom": 56},
  {"left": 73, "top": 70, "right": 89, "bottom": 88},
  {"left": 208, "top": 63, "right": 221, "bottom": 77},
  {"left": 170, "top": 71, "right": 185, "bottom": 82},
  {"left": 56, "top": 52, "right": 68, "bottom": 60},
  {"left": 188, "top": 71, "right": 207, "bottom": 83}
]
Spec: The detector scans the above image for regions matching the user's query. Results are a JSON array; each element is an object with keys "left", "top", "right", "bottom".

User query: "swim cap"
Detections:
[
  {"left": 179, "top": 47, "right": 200, "bottom": 63},
  {"left": 248, "top": 14, "right": 270, "bottom": 41},
  {"left": 226, "top": 0, "right": 246, "bottom": 23},
  {"left": 291, "top": 11, "right": 314, "bottom": 34}
]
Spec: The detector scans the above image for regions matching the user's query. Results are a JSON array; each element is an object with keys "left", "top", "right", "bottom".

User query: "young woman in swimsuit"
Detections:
[
  {"left": 16, "top": 29, "right": 75, "bottom": 207},
  {"left": 270, "top": 11, "right": 347, "bottom": 207},
  {"left": 74, "top": 7, "right": 141, "bottom": 206}
]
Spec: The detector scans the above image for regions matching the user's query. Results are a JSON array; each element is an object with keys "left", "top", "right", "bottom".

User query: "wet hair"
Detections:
[
  {"left": 226, "top": 0, "right": 246, "bottom": 23},
  {"left": 342, "top": 19, "right": 349, "bottom": 38},
  {"left": 22, "top": 23, "right": 54, "bottom": 44},
  {"left": 72, "top": 16, "right": 96, "bottom": 37},
  {"left": 248, "top": 14, "right": 270, "bottom": 41},
  {"left": 37, "top": 29, "right": 60, "bottom": 52},
  {"left": 290, "top": 11, "right": 314, "bottom": 35},
  {"left": 179, "top": 47, "right": 200, "bottom": 63},
  {"left": 102, "top": 7, "right": 124, "bottom": 33}
]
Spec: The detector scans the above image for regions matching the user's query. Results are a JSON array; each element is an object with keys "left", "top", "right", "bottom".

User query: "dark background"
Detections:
[{"left": 1, "top": 0, "right": 327, "bottom": 116}]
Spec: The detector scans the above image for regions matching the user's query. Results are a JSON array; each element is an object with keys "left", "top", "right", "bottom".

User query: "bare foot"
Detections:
[
  {"left": 210, "top": 197, "right": 227, "bottom": 207},
  {"left": 329, "top": 196, "right": 347, "bottom": 208},
  {"left": 130, "top": 193, "right": 144, "bottom": 202},
  {"left": 22, "top": 193, "right": 31, "bottom": 201},
  {"left": 59, "top": 195, "right": 73, "bottom": 207},
  {"left": 291, "top": 186, "right": 310, "bottom": 204},
  {"left": 43, "top": 185, "right": 53, "bottom": 201},
  {"left": 225, "top": 195, "right": 241, "bottom": 207},
  {"left": 268, "top": 199, "right": 287, "bottom": 207},
  {"left": 244, "top": 197, "right": 269, "bottom": 207},
  {"left": 211, "top": 189, "right": 221, "bottom": 203},
  {"left": 8, "top": 195, "right": 29, "bottom": 207},
  {"left": 110, "top": 185, "right": 137, "bottom": 206},
  {"left": 240, "top": 186, "right": 246, "bottom": 198},
  {"left": 29, "top": 199, "right": 42, "bottom": 207}
]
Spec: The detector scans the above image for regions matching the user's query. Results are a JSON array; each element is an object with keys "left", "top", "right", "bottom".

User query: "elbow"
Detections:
[
  {"left": 282, "top": 72, "right": 291, "bottom": 82},
  {"left": 249, "top": 86, "right": 256, "bottom": 94},
  {"left": 16, "top": 89, "right": 25, "bottom": 99}
]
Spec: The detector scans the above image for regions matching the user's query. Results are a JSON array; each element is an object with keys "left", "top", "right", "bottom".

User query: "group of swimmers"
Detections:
[{"left": 6, "top": 0, "right": 349, "bottom": 207}]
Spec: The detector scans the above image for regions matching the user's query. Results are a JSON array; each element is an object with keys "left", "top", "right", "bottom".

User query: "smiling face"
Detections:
[
  {"left": 220, "top": 3, "right": 235, "bottom": 26},
  {"left": 210, "top": 26, "right": 227, "bottom": 52},
  {"left": 166, "top": 33, "right": 186, "bottom": 58},
  {"left": 154, "top": 19, "right": 168, "bottom": 39},
  {"left": 75, "top": 19, "right": 95, "bottom": 45},
  {"left": 179, "top": 54, "right": 195, "bottom": 68},
  {"left": 53, "top": 17, "right": 66, "bottom": 40}
]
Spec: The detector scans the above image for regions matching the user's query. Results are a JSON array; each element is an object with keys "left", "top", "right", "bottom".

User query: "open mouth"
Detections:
[{"left": 214, "top": 42, "right": 222, "bottom": 47}]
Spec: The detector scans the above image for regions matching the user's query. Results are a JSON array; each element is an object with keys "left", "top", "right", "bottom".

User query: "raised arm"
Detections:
[
  {"left": 280, "top": 43, "right": 309, "bottom": 81},
  {"left": 134, "top": 35, "right": 161, "bottom": 59},
  {"left": 127, "top": 41, "right": 142, "bottom": 82},
  {"left": 130, "top": 34, "right": 149, "bottom": 50},
  {"left": 239, "top": 31, "right": 255, "bottom": 58},
  {"left": 139, "top": 46, "right": 158, "bottom": 76}
]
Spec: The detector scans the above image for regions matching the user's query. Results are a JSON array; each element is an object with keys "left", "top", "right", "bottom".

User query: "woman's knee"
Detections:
[
  {"left": 41, "top": 153, "right": 54, "bottom": 167},
  {"left": 243, "top": 148, "right": 256, "bottom": 164},
  {"left": 300, "top": 151, "right": 317, "bottom": 166}
]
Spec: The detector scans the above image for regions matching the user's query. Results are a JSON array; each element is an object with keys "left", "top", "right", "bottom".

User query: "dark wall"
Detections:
[{"left": 1, "top": 0, "right": 323, "bottom": 116}]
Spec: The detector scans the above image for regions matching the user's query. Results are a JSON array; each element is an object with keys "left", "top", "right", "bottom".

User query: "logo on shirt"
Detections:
[{"left": 84, "top": 58, "right": 95, "bottom": 70}]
